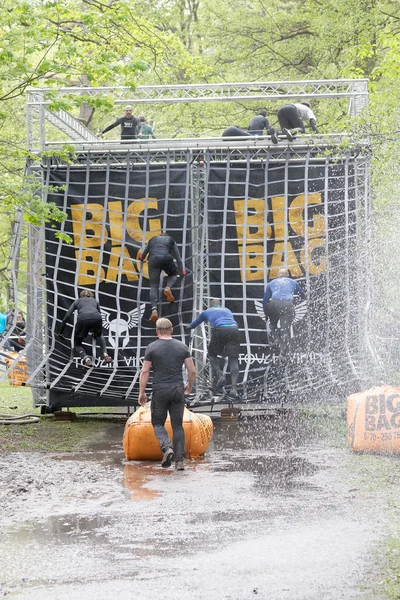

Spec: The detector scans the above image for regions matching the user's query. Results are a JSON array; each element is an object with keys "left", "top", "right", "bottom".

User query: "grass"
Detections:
[{"left": 0, "top": 380, "right": 125, "bottom": 452}]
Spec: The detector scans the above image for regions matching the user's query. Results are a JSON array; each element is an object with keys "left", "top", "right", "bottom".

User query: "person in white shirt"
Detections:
[{"left": 277, "top": 102, "right": 318, "bottom": 141}]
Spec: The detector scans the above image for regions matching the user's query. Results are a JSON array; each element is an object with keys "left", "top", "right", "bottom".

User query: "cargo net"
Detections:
[{"left": 1, "top": 146, "right": 377, "bottom": 408}]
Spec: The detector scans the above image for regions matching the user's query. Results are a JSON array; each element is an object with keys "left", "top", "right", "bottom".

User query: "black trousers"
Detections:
[
  {"left": 148, "top": 255, "right": 177, "bottom": 308},
  {"left": 74, "top": 316, "right": 107, "bottom": 358},
  {"left": 277, "top": 105, "right": 305, "bottom": 132},
  {"left": 151, "top": 385, "right": 186, "bottom": 461},
  {"left": 267, "top": 300, "right": 295, "bottom": 355}
]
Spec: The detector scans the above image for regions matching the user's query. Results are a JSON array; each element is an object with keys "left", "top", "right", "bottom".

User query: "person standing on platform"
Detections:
[
  {"left": 99, "top": 105, "right": 140, "bottom": 141},
  {"left": 58, "top": 290, "right": 112, "bottom": 367},
  {"left": 248, "top": 110, "right": 278, "bottom": 144},
  {"left": 277, "top": 102, "right": 318, "bottom": 141},
  {"left": 138, "top": 318, "right": 196, "bottom": 471},
  {"left": 137, "top": 116, "right": 156, "bottom": 140},
  {"left": 138, "top": 232, "right": 186, "bottom": 323},
  {"left": 262, "top": 268, "right": 305, "bottom": 356},
  {"left": 188, "top": 298, "right": 240, "bottom": 400}
]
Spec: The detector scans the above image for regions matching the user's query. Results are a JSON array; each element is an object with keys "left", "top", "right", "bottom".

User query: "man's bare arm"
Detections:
[
  {"left": 184, "top": 357, "right": 196, "bottom": 394},
  {"left": 138, "top": 360, "right": 152, "bottom": 405}
]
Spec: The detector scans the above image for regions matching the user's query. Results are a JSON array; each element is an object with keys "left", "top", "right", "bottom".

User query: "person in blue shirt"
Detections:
[
  {"left": 263, "top": 268, "right": 305, "bottom": 356},
  {"left": 188, "top": 299, "right": 240, "bottom": 399}
]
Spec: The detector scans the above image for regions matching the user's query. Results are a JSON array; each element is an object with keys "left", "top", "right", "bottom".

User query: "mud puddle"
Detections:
[{"left": 0, "top": 408, "right": 396, "bottom": 599}]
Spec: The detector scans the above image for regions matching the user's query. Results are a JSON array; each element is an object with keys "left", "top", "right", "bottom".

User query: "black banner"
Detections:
[
  {"left": 45, "top": 163, "right": 192, "bottom": 407},
  {"left": 206, "top": 159, "right": 357, "bottom": 394}
]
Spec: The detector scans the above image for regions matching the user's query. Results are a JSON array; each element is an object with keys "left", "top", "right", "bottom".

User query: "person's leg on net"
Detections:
[
  {"left": 148, "top": 258, "right": 162, "bottom": 322},
  {"left": 73, "top": 333, "right": 92, "bottom": 366},
  {"left": 73, "top": 320, "right": 93, "bottom": 366},
  {"left": 162, "top": 255, "right": 177, "bottom": 303},
  {"left": 208, "top": 330, "right": 226, "bottom": 389},
  {"left": 267, "top": 300, "right": 281, "bottom": 348},
  {"left": 224, "top": 327, "right": 240, "bottom": 398},
  {"left": 151, "top": 388, "right": 175, "bottom": 467},
  {"left": 90, "top": 317, "right": 112, "bottom": 363},
  {"left": 168, "top": 386, "right": 186, "bottom": 470},
  {"left": 278, "top": 302, "right": 295, "bottom": 356}
]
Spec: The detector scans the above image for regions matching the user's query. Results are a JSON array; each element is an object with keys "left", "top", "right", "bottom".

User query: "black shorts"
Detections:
[
  {"left": 208, "top": 327, "right": 240, "bottom": 358},
  {"left": 75, "top": 316, "right": 103, "bottom": 339}
]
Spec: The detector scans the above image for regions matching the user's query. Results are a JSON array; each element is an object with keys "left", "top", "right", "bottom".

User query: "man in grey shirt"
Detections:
[{"left": 138, "top": 318, "right": 196, "bottom": 471}]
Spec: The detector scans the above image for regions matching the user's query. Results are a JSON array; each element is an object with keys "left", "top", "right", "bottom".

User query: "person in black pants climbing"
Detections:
[
  {"left": 139, "top": 233, "right": 186, "bottom": 323},
  {"left": 277, "top": 102, "right": 318, "bottom": 141},
  {"left": 58, "top": 290, "right": 112, "bottom": 367}
]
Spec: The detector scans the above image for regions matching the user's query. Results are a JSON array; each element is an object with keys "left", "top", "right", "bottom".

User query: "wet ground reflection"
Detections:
[{"left": 1, "top": 409, "right": 358, "bottom": 599}]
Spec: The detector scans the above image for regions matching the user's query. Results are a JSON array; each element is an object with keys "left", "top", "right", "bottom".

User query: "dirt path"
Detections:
[{"left": 0, "top": 408, "right": 398, "bottom": 599}]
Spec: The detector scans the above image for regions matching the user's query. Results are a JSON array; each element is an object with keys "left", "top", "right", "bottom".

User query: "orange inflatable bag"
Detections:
[
  {"left": 123, "top": 404, "right": 213, "bottom": 461},
  {"left": 4, "top": 352, "right": 29, "bottom": 387},
  {"left": 347, "top": 386, "right": 400, "bottom": 453}
]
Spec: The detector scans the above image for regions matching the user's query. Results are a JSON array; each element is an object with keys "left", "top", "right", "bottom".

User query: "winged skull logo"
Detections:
[
  {"left": 254, "top": 298, "right": 307, "bottom": 337},
  {"left": 101, "top": 305, "right": 146, "bottom": 349}
]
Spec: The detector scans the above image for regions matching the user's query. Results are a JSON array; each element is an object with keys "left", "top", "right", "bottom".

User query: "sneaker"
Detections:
[
  {"left": 215, "top": 374, "right": 226, "bottom": 389},
  {"left": 103, "top": 354, "right": 112, "bottom": 364},
  {"left": 163, "top": 287, "right": 175, "bottom": 303},
  {"left": 83, "top": 356, "right": 93, "bottom": 368},
  {"left": 149, "top": 308, "right": 158, "bottom": 323},
  {"left": 282, "top": 128, "right": 294, "bottom": 142},
  {"left": 228, "top": 387, "right": 239, "bottom": 401},
  {"left": 161, "top": 448, "right": 174, "bottom": 468},
  {"left": 270, "top": 129, "right": 278, "bottom": 145},
  {"left": 175, "top": 460, "right": 185, "bottom": 471}
]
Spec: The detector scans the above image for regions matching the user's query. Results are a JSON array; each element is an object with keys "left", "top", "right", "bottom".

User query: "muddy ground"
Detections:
[{"left": 0, "top": 406, "right": 399, "bottom": 600}]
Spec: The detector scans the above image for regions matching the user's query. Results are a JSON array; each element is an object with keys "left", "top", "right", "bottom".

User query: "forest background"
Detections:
[{"left": 0, "top": 0, "right": 399, "bottom": 310}]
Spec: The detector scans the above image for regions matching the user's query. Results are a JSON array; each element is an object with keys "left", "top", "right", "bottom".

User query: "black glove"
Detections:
[{"left": 310, "top": 119, "right": 318, "bottom": 133}]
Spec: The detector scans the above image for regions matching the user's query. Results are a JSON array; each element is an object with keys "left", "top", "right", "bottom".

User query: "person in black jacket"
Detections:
[
  {"left": 99, "top": 105, "right": 140, "bottom": 140},
  {"left": 222, "top": 125, "right": 251, "bottom": 137},
  {"left": 248, "top": 110, "right": 278, "bottom": 144},
  {"left": 58, "top": 290, "right": 112, "bottom": 367},
  {"left": 139, "top": 233, "right": 186, "bottom": 323}
]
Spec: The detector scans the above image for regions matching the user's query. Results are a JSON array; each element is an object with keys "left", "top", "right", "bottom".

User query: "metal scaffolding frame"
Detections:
[
  {"left": 0, "top": 78, "right": 373, "bottom": 408},
  {"left": 27, "top": 79, "right": 368, "bottom": 151},
  {"left": 5, "top": 138, "right": 375, "bottom": 409}
]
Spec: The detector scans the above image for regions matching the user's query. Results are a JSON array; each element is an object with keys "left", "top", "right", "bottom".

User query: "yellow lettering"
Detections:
[
  {"left": 233, "top": 199, "right": 272, "bottom": 243},
  {"left": 289, "top": 193, "right": 325, "bottom": 238},
  {"left": 71, "top": 204, "right": 108, "bottom": 248},
  {"left": 76, "top": 249, "right": 106, "bottom": 285},
  {"left": 108, "top": 201, "right": 124, "bottom": 244},
  {"left": 300, "top": 238, "right": 326, "bottom": 275},
  {"left": 271, "top": 195, "right": 285, "bottom": 240},
  {"left": 105, "top": 246, "right": 140, "bottom": 282},
  {"left": 269, "top": 241, "right": 303, "bottom": 279},
  {"left": 126, "top": 199, "right": 161, "bottom": 243},
  {"left": 237, "top": 244, "right": 266, "bottom": 281}
]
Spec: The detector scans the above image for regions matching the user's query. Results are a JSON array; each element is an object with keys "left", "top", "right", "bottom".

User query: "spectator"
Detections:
[
  {"left": 137, "top": 116, "right": 156, "bottom": 140},
  {"left": 99, "top": 105, "right": 140, "bottom": 140}
]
